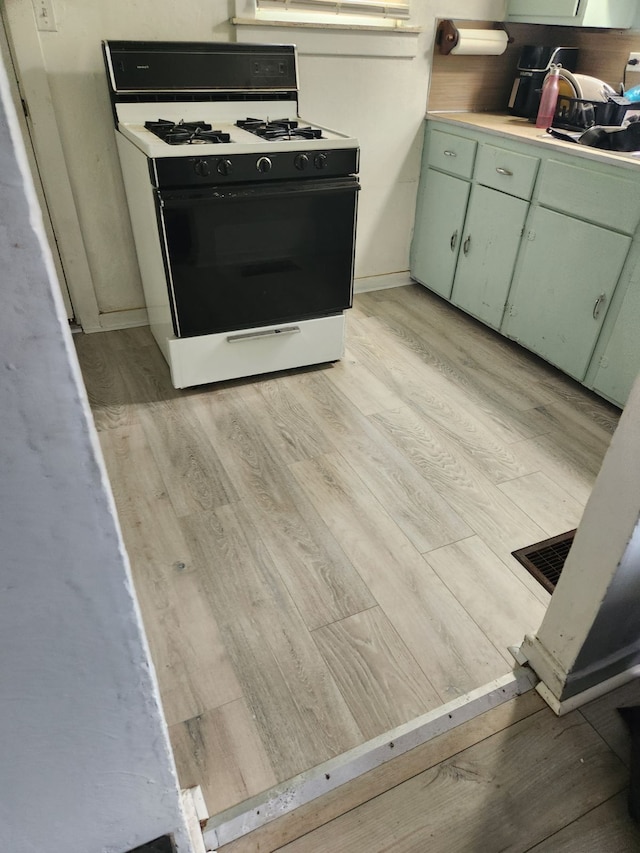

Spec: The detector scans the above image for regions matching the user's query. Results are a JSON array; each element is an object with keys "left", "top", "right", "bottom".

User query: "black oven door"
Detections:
[{"left": 157, "top": 176, "right": 359, "bottom": 338}]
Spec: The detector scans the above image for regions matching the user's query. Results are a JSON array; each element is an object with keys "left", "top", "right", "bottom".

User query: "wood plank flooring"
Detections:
[
  {"left": 218, "top": 684, "right": 640, "bottom": 852},
  {"left": 74, "top": 284, "right": 619, "bottom": 818}
]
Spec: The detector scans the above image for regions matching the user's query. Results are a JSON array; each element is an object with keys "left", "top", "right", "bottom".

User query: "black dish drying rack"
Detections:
[{"left": 552, "top": 95, "right": 632, "bottom": 132}]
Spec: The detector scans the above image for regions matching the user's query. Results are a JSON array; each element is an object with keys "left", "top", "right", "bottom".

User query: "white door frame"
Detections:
[
  {"left": 1, "top": 1, "right": 100, "bottom": 331},
  {"left": 0, "top": 14, "right": 74, "bottom": 319},
  {"left": 522, "top": 371, "right": 640, "bottom": 713}
]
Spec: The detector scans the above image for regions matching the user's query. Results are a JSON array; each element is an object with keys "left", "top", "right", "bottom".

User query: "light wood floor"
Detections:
[
  {"left": 74, "top": 284, "right": 620, "bottom": 818},
  {"left": 219, "top": 682, "right": 640, "bottom": 852}
]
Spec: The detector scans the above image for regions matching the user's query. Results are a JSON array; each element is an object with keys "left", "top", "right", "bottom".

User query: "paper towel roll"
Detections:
[{"left": 450, "top": 29, "right": 508, "bottom": 56}]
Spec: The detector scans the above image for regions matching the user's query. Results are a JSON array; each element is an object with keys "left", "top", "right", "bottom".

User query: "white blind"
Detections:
[{"left": 257, "top": 0, "right": 410, "bottom": 21}]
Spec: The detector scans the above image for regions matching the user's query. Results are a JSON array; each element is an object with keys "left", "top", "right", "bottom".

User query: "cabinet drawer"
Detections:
[
  {"left": 428, "top": 129, "right": 477, "bottom": 178},
  {"left": 537, "top": 160, "right": 640, "bottom": 235},
  {"left": 475, "top": 145, "right": 540, "bottom": 200}
]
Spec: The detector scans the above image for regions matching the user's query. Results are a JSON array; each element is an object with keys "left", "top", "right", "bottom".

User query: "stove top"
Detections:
[
  {"left": 116, "top": 103, "right": 357, "bottom": 158},
  {"left": 236, "top": 117, "right": 324, "bottom": 141},
  {"left": 144, "top": 119, "right": 231, "bottom": 145}
]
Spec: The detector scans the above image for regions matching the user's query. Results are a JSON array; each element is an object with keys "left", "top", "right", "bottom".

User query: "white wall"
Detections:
[
  {"left": 0, "top": 53, "right": 192, "bottom": 853},
  {"left": 4, "top": 0, "right": 505, "bottom": 326},
  {"left": 523, "top": 370, "right": 640, "bottom": 704}
]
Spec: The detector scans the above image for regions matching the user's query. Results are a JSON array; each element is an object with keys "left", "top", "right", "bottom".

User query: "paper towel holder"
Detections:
[{"left": 436, "top": 20, "right": 512, "bottom": 56}]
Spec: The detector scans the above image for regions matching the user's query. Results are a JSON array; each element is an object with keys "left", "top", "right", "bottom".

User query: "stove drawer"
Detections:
[
  {"left": 428, "top": 129, "right": 477, "bottom": 179},
  {"left": 164, "top": 314, "right": 345, "bottom": 388}
]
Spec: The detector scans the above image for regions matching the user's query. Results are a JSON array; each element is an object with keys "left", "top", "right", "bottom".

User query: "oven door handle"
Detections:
[{"left": 159, "top": 177, "right": 360, "bottom": 205}]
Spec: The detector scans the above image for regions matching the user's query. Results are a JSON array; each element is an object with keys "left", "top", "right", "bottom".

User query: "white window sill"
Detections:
[{"left": 232, "top": 16, "right": 421, "bottom": 33}]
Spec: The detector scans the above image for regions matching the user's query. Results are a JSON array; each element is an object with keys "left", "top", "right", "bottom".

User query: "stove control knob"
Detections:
[
  {"left": 294, "top": 153, "right": 310, "bottom": 171},
  {"left": 217, "top": 158, "right": 233, "bottom": 176},
  {"left": 194, "top": 159, "right": 211, "bottom": 177},
  {"left": 256, "top": 156, "right": 273, "bottom": 173},
  {"left": 314, "top": 153, "right": 328, "bottom": 170}
]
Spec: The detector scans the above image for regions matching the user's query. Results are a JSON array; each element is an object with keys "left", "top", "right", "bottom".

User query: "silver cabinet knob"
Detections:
[{"left": 593, "top": 293, "right": 607, "bottom": 320}]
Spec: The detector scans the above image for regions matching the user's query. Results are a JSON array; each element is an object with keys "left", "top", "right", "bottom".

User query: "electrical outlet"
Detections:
[
  {"left": 31, "top": 0, "right": 56, "bottom": 32},
  {"left": 626, "top": 52, "right": 640, "bottom": 74}
]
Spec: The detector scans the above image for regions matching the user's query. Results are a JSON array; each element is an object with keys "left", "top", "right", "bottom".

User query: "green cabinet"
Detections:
[
  {"left": 508, "top": 0, "right": 579, "bottom": 16},
  {"left": 506, "top": 0, "right": 636, "bottom": 27},
  {"left": 588, "top": 254, "right": 640, "bottom": 406},
  {"left": 411, "top": 168, "right": 471, "bottom": 299},
  {"left": 450, "top": 185, "right": 528, "bottom": 329},
  {"left": 411, "top": 130, "right": 536, "bottom": 314},
  {"left": 502, "top": 207, "right": 631, "bottom": 381},
  {"left": 591, "top": 292, "right": 640, "bottom": 406},
  {"left": 411, "top": 117, "right": 640, "bottom": 406}
]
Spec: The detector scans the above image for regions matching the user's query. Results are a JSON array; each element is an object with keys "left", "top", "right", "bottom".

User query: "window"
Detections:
[{"left": 234, "top": 0, "right": 412, "bottom": 30}]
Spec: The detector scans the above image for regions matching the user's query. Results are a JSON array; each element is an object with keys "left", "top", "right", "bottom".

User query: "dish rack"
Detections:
[{"left": 552, "top": 96, "right": 630, "bottom": 132}]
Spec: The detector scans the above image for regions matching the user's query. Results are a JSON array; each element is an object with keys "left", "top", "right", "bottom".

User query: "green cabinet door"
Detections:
[
  {"left": 411, "top": 168, "right": 471, "bottom": 300},
  {"left": 507, "top": 0, "right": 636, "bottom": 26},
  {"left": 503, "top": 207, "right": 631, "bottom": 381},
  {"left": 450, "top": 185, "right": 528, "bottom": 330},
  {"left": 591, "top": 281, "right": 640, "bottom": 407},
  {"left": 508, "top": 0, "right": 579, "bottom": 18}
]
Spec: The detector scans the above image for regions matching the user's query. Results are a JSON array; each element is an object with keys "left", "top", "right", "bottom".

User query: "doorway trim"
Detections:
[
  {"left": 202, "top": 667, "right": 537, "bottom": 848},
  {"left": 1, "top": 3, "right": 100, "bottom": 331}
]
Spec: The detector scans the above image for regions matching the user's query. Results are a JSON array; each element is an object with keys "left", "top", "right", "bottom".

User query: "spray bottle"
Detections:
[{"left": 536, "top": 64, "right": 561, "bottom": 129}]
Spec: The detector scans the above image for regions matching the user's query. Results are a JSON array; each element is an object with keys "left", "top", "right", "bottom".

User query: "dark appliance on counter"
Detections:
[
  {"left": 102, "top": 41, "right": 360, "bottom": 389},
  {"left": 508, "top": 45, "right": 579, "bottom": 119}
]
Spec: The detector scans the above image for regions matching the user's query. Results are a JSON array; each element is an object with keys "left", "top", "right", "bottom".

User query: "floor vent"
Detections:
[{"left": 512, "top": 530, "right": 576, "bottom": 594}]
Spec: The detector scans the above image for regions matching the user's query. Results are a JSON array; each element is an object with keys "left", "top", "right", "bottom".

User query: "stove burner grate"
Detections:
[
  {"left": 236, "top": 117, "right": 323, "bottom": 141},
  {"left": 144, "top": 119, "right": 231, "bottom": 145}
]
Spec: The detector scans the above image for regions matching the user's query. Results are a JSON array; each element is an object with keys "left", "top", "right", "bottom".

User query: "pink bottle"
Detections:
[{"left": 536, "top": 64, "right": 561, "bottom": 129}]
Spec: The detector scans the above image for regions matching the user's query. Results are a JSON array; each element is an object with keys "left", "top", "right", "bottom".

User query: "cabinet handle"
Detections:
[
  {"left": 463, "top": 235, "right": 471, "bottom": 256},
  {"left": 450, "top": 230, "right": 458, "bottom": 251},
  {"left": 443, "top": 150, "right": 457, "bottom": 157},
  {"left": 592, "top": 293, "right": 607, "bottom": 320},
  {"left": 496, "top": 167, "right": 513, "bottom": 176}
]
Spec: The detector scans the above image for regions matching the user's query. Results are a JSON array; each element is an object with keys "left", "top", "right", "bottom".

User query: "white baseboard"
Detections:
[
  {"left": 354, "top": 271, "right": 412, "bottom": 294},
  {"left": 536, "top": 665, "right": 640, "bottom": 716},
  {"left": 94, "top": 307, "right": 149, "bottom": 332},
  {"left": 202, "top": 666, "right": 537, "bottom": 849},
  {"left": 84, "top": 275, "right": 412, "bottom": 334}
]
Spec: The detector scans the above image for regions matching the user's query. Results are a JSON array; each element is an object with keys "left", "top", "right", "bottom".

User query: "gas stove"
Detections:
[
  {"left": 115, "top": 103, "right": 357, "bottom": 159},
  {"left": 103, "top": 41, "right": 359, "bottom": 389}
]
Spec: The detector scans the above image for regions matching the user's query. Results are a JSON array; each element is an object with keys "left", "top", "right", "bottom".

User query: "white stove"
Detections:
[{"left": 103, "top": 41, "right": 360, "bottom": 389}]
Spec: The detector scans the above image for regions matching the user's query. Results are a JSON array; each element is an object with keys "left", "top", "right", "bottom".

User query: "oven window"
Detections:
[{"left": 160, "top": 179, "right": 358, "bottom": 337}]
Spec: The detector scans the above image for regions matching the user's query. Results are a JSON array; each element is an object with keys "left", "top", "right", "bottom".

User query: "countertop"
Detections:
[{"left": 427, "top": 111, "right": 640, "bottom": 172}]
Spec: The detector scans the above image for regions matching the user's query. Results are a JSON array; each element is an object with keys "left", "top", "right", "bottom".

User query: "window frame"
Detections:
[{"left": 233, "top": 0, "right": 417, "bottom": 33}]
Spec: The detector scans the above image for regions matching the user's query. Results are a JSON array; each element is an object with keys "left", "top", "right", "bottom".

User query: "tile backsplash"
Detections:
[{"left": 429, "top": 21, "right": 640, "bottom": 113}]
